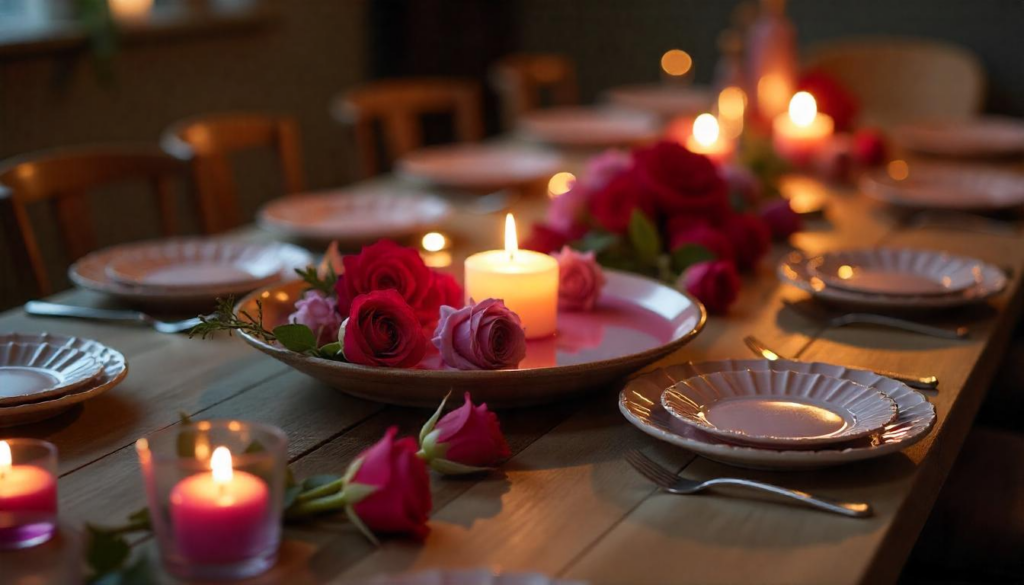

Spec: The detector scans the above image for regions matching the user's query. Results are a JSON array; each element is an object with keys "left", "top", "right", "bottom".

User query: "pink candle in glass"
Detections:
[
  {"left": 169, "top": 447, "right": 270, "bottom": 563},
  {"left": 0, "top": 440, "right": 57, "bottom": 549}
]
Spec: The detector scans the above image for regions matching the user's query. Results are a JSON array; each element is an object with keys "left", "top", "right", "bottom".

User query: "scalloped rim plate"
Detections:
[
  {"left": 860, "top": 163, "right": 1024, "bottom": 211},
  {"left": 0, "top": 342, "right": 104, "bottom": 406},
  {"left": 105, "top": 240, "right": 285, "bottom": 291},
  {"left": 662, "top": 369, "right": 898, "bottom": 448},
  {"left": 806, "top": 248, "right": 984, "bottom": 296},
  {"left": 619, "top": 359, "right": 936, "bottom": 470}
]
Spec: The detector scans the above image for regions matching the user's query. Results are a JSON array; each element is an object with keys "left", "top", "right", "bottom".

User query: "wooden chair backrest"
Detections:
[
  {"left": 332, "top": 78, "right": 484, "bottom": 178},
  {"left": 805, "top": 37, "right": 985, "bottom": 128},
  {"left": 0, "top": 145, "right": 186, "bottom": 296},
  {"left": 162, "top": 112, "right": 305, "bottom": 233},
  {"left": 490, "top": 53, "right": 577, "bottom": 130}
]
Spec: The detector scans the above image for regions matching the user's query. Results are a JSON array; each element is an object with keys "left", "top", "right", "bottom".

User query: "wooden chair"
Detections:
[
  {"left": 0, "top": 145, "right": 186, "bottom": 296},
  {"left": 331, "top": 78, "right": 484, "bottom": 179},
  {"left": 162, "top": 113, "right": 305, "bottom": 234},
  {"left": 804, "top": 37, "right": 985, "bottom": 129},
  {"left": 490, "top": 53, "right": 577, "bottom": 130}
]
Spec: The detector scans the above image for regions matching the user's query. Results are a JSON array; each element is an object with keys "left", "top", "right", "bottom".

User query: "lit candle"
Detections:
[
  {"left": 0, "top": 440, "right": 57, "bottom": 549},
  {"left": 685, "top": 113, "right": 735, "bottom": 165},
  {"left": 772, "top": 91, "right": 835, "bottom": 166},
  {"left": 170, "top": 446, "right": 271, "bottom": 563},
  {"left": 464, "top": 214, "right": 559, "bottom": 339}
]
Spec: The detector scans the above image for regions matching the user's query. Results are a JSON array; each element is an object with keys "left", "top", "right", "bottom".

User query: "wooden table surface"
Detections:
[{"left": 2, "top": 157, "right": 1023, "bottom": 585}]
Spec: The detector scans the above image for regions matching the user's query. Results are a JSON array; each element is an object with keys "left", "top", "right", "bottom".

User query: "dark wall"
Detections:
[{"left": 516, "top": 0, "right": 1024, "bottom": 115}]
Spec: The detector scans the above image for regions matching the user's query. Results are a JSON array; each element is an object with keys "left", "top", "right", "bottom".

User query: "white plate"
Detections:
[
  {"left": 620, "top": 359, "right": 936, "bottom": 470},
  {"left": 807, "top": 248, "right": 984, "bottom": 296},
  {"left": 893, "top": 116, "right": 1024, "bottom": 158},
  {"left": 370, "top": 568, "right": 587, "bottom": 585},
  {"left": 518, "top": 106, "right": 662, "bottom": 147},
  {"left": 778, "top": 251, "right": 1007, "bottom": 311},
  {"left": 0, "top": 333, "right": 128, "bottom": 427},
  {"left": 105, "top": 240, "right": 284, "bottom": 291},
  {"left": 603, "top": 83, "right": 714, "bottom": 117},
  {"left": 0, "top": 342, "right": 103, "bottom": 406},
  {"left": 396, "top": 144, "right": 565, "bottom": 190},
  {"left": 259, "top": 187, "right": 451, "bottom": 243},
  {"left": 662, "top": 369, "right": 898, "bottom": 448},
  {"left": 70, "top": 238, "right": 314, "bottom": 307},
  {"left": 860, "top": 163, "right": 1024, "bottom": 211}
]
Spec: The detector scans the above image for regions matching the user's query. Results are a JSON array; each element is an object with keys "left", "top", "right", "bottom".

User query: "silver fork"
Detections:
[
  {"left": 743, "top": 334, "right": 939, "bottom": 391},
  {"left": 25, "top": 301, "right": 203, "bottom": 334},
  {"left": 782, "top": 299, "right": 969, "bottom": 340},
  {"left": 626, "top": 451, "right": 872, "bottom": 518}
]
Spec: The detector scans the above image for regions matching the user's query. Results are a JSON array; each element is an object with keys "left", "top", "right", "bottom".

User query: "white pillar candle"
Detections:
[{"left": 464, "top": 214, "right": 559, "bottom": 339}]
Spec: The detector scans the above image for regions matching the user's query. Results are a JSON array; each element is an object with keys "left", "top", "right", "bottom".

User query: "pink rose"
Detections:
[
  {"left": 343, "top": 290, "right": 426, "bottom": 368},
  {"left": 759, "top": 199, "right": 803, "bottom": 240},
  {"left": 336, "top": 240, "right": 442, "bottom": 328},
  {"left": 418, "top": 392, "right": 511, "bottom": 473},
  {"left": 632, "top": 141, "right": 730, "bottom": 221},
  {"left": 288, "top": 290, "right": 344, "bottom": 347},
  {"left": 721, "top": 164, "right": 762, "bottom": 209},
  {"left": 349, "top": 427, "right": 432, "bottom": 539},
  {"left": 552, "top": 246, "right": 606, "bottom": 311},
  {"left": 432, "top": 299, "right": 526, "bottom": 370},
  {"left": 720, "top": 213, "right": 771, "bottom": 272},
  {"left": 666, "top": 217, "right": 735, "bottom": 262},
  {"left": 589, "top": 171, "right": 655, "bottom": 234},
  {"left": 317, "top": 240, "right": 344, "bottom": 281},
  {"left": 677, "top": 260, "right": 741, "bottom": 314},
  {"left": 852, "top": 128, "right": 887, "bottom": 167}
]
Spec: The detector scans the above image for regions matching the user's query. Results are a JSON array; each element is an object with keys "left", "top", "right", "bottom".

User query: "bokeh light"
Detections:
[
  {"left": 547, "top": 171, "right": 576, "bottom": 198},
  {"left": 661, "top": 49, "right": 693, "bottom": 77},
  {"left": 421, "top": 232, "right": 447, "bottom": 252},
  {"left": 888, "top": 160, "right": 909, "bottom": 181}
]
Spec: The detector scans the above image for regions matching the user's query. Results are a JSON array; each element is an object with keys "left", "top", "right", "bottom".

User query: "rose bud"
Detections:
[
  {"left": 288, "top": 290, "right": 344, "bottom": 347},
  {"left": 343, "top": 427, "right": 432, "bottom": 540},
  {"left": 432, "top": 299, "right": 526, "bottom": 370},
  {"left": 677, "top": 260, "right": 741, "bottom": 314},
  {"left": 852, "top": 128, "right": 887, "bottom": 167},
  {"left": 758, "top": 199, "right": 803, "bottom": 240},
  {"left": 720, "top": 213, "right": 771, "bottom": 272},
  {"left": 667, "top": 217, "right": 735, "bottom": 263},
  {"left": 336, "top": 239, "right": 443, "bottom": 328},
  {"left": 552, "top": 246, "right": 606, "bottom": 311},
  {"left": 317, "top": 240, "right": 344, "bottom": 281},
  {"left": 417, "top": 392, "right": 511, "bottom": 475},
  {"left": 342, "top": 289, "right": 427, "bottom": 368}
]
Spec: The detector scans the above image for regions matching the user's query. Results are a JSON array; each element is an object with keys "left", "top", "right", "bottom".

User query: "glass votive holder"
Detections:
[
  {"left": 136, "top": 420, "right": 288, "bottom": 580},
  {"left": 0, "top": 439, "right": 59, "bottom": 550}
]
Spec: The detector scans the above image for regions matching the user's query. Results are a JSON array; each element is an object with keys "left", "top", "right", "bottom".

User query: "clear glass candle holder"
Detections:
[
  {"left": 136, "top": 420, "right": 288, "bottom": 580},
  {"left": 0, "top": 439, "right": 58, "bottom": 550}
]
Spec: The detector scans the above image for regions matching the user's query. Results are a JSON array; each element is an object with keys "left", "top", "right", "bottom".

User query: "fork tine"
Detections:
[
  {"left": 625, "top": 452, "right": 669, "bottom": 487},
  {"left": 626, "top": 451, "right": 680, "bottom": 488}
]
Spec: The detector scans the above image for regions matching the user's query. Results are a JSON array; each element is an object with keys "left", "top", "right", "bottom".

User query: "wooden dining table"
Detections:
[{"left": 2, "top": 142, "right": 1023, "bottom": 585}]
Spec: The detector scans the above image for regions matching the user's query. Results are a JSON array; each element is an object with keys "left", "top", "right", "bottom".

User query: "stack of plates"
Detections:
[
  {"left": 0, "top": 333, "right": 128, "bottom": 427},
  {"left": 861, "top": 162, "right": 1024, "bottom": 211},
  {"left": 70, "top": 238, "right": 314, "bottom": 306},
  {"left": 396, "top": 144, "right": 565, "bottom": 190},
  {"left": 620, "top": 358, "right": 937, "bottom": 470},
  {"left": 778, "top": 248, "right": 1007, "bottom": 311},
  {"left": 893, "top": 116, "right": 1024, "bottom": 158},
  {"left": 603, "top": 83, "right": 714, "bottom": 117},
  {"left": 517, "top": 106, "right": 662, "bottom": 147}
]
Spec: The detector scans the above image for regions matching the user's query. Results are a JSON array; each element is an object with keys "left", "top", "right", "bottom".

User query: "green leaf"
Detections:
[
  {"left": 571, "top": 231, "right": 621, "bottom": 254},
  {"left": 317, "top": 341, "right": 342, "bottom": 359},
  {"left": 670, "top": 244, "right": 716, "bottom": 274},
  {"left": 273, "top": 324, "right": 318, "bottom": 354},
  {"left": 419, "top": 391, "right": 451, "bottom": 445},
  {"left": 429, "top": 457, "right": 492, "bottom": 476},
  {"left": 302, "top": 474, "right": 343, "bottom": 491},
  {"left": 345, "top": 505, "right": 380, "bottom": 547},
  {"left": 283, "top": 485, "right": 303, "bottom": 510},
  {"left": 125, "top": 508, "right": 150, "bottom": 532},
  {"left": 628, "top": 210, "right": 662, "bottom": 266},
  {"left": 85, "top": 525, "right": 132, "bottom": 578}
]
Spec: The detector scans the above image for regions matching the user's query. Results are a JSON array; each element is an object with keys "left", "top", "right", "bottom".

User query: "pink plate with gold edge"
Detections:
[{"left": 233, "top": 270, "right": 706, "bottom": 408}]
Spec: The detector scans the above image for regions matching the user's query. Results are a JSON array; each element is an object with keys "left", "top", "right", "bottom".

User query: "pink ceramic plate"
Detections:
[
  {"left": 662, "top": 370, "right": 898, "bottom": 448},
  {"left": 807, "top": 248, "right": 984, "bottom": 296},
  {"left": 233, "top": 270, "right": 706, "bottom": 407},
  {"left": 105, "top": 240, "right": 284, "bottom": 291},
  {"left": 620, "top": 359, "right": 936, "bottom": 470},
  {"left": 518, "top": 107, "right": 662, "bottom": 147},
  {"left": 603, "top": 84, "right": 714, "bottom": 117},
  {"left": 0, "top": 342, "right": 104, "bottom": 406},
  {"left": 396, "top": 144, "right": 565, "bottom": 190},
  {"left": 860, "top": 163, "right": 1024, "bottom": 211},
  {"left": 894, "top": 116, "right": 1024, "bottom": 157}
]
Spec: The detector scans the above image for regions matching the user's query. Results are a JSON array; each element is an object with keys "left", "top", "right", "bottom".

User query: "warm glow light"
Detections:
[
  {"left": 547, "top": 172, "right": 576, "bottom": 199},
  {"left": 757, "top": 74, "right": 790, "bottom": 116},
  {"left": 422, "top": 232, "right": 446, "bottom": 252},
  {"left": 0, "top": 440, "right": 10, "bottom": 470},
  {"left": 109, "top": 0, "right": 154, "bottom": 20},
  {"left": 692, "top": 114, "right": 721, "bottom": 147},
  {"left": 661, "top": 49, "right": 693, "bottom": 76},
  {"left": 718, "top": 86, "right": 747, "bottom": 119},
  {"left": 789, "top": 92, "right": 818, "bottom": 127},
  {"left": 888, "top": 160, "right": 909, "bottom": 181},
  {"left": 211, "top": 447, "right": 233, "bottom": 484},
  {"left": 504, "top": 213, "right": 518, "bottom": 255},
  {"left": 838, "top": 265, "right": 854, "bottom": 280}
]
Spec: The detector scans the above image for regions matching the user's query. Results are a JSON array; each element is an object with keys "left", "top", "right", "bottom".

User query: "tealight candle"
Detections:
[
  {"left": 685, "top": 113, "right": 735, "bottom": 165},
  {"left": 0, "top": 439, "right": 58, "bottom": 550},
  {"left": 464, "top": 214, "right": 559, "bottom": 339},
  {"left": 772, "top": 91, "right": 834, "bottom": 166},
  {"left": 170, "top": 446, "right": 271, "bottom": 564}
]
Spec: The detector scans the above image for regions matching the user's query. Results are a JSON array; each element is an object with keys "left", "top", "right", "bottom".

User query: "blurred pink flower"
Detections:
[{"left": 552, "top": 246, "right": 606, "bottom": 311}]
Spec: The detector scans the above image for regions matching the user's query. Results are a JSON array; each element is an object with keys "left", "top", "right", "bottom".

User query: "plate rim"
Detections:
[
  {"left": 806, "top": 248, "right": 982, "bottom": 297},
  {"left": 395, "top": 143, "right": 566, "bottom": 188},
  {"left": 860, "top": 164, "right": 1024, "bottom": 211},
  {"left": 0, "top": 341, "right": 105, "bottom": 407}
]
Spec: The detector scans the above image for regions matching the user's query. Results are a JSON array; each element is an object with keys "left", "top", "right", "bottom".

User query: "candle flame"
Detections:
[
  {"left": 504, "top": 213, "right": 518, "bottom": 260},
  {"left": 211, "top": 446, "right": 233, "bottom": 484},
  {"left": 692, "top": 113, "right": 720, "bottom": 147},
  {"left": 0, "top": 440, "right": 10, "bottom": 471},
  {"left": 789, "top": 92, "right": 818, "bottom": 127}
]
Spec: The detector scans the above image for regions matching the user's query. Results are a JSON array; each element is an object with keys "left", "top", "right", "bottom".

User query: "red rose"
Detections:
[
  {"left": 350, "top": 427, "right": 432, "bottom": 539},
  {"left": 419, "top": 392, "right": 511, "bottom": 474},
  {"left": 678, "top": 260, "right": 741, "bottom": 314},
  {"left": 797, "top": 70, "right": 860, "bottom": 132},
  {"left": 758, "top": 199, "right": 803, "bottom": 240},
  {"left": 336, "top": 240, "right": 441, "bottom": 328},
  {"left": 666, "top": 217, "right": 735, "bottom": 262},
  {"left": 632, "top": 141, "right": 730, "bottom": 221},
  {"left": 342, "top": 290, "right": 426, "bottom": 368},
  {"left": 852, "top": 128, "right": 887, "bottom": 167},
  {"left": 720, "top": 213, "right": 771, "bottom": 272},
  {"left": 589, "top": 171, "right": 654, "bottom": 234},
  {"left": 433, "top": 272, "right": 464, "bottom": 309},
  {"left": 523, "top": 223, "right": 579, "bottom": 254}
]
